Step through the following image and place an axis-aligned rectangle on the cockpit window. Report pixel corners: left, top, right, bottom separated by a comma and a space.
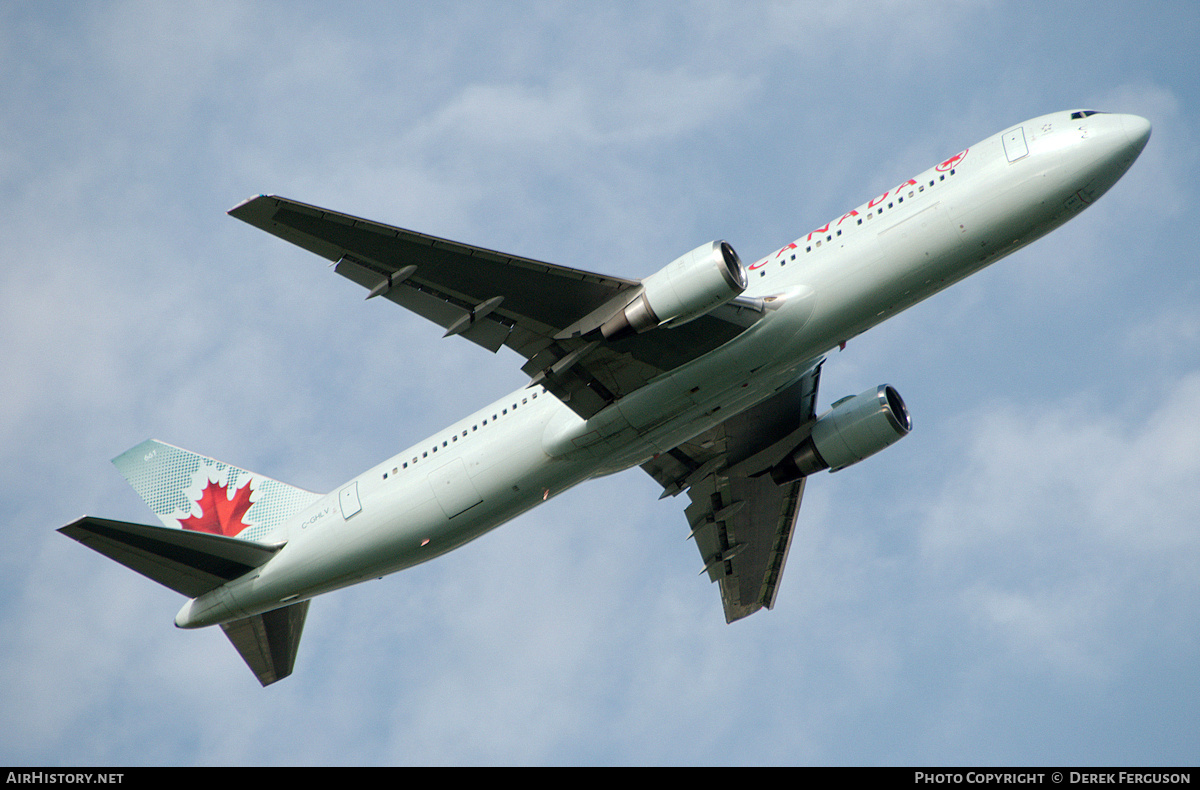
1070, 110, 1106, 119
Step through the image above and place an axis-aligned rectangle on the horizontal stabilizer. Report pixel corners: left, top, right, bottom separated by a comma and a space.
220, 601, 310, 686
59, 516, 282, 598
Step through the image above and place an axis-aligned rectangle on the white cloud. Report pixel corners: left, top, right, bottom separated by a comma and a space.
918, 373, 1200, 680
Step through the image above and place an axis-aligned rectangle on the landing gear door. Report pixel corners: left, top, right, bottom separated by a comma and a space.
1003, 127, 1029, 162
427, 459, 483, 519
339, 482, 362, 520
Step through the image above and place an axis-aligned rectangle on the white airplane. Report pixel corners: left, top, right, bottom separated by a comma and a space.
61, 110, 1150, 685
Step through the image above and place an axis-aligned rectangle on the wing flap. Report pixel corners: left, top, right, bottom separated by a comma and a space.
59, 516, 282, 598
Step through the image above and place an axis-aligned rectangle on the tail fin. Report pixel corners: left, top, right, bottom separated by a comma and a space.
59, 439, 323, 686
113, 439, 321, 544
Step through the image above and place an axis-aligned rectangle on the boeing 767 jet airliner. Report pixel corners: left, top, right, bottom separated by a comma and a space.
61, 110, 1150, 685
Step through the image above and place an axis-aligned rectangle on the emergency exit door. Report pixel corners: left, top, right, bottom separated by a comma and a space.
1003, 127, 1029, 162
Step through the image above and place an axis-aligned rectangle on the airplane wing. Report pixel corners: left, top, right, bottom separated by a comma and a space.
641, 363, 822, 622
229, 195, 765, 419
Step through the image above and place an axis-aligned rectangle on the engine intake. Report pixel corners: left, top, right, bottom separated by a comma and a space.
602, 240, 746, 340
771, 385, 912, 484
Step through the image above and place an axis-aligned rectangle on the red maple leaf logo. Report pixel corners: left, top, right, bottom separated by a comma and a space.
936, 148, 969, 172
180, 479, 253, 537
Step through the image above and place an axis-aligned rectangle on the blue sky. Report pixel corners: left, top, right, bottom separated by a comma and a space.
1, 1, 1197, 766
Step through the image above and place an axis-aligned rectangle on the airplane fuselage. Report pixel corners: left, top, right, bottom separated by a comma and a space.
174, 110, 1150, 629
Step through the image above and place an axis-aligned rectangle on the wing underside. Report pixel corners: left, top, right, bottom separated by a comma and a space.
642, 364, 822, 622
229, 195, 764, 418
688, 474, 805, 622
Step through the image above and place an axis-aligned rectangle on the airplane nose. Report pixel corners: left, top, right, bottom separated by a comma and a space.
1120, 114, 1152, 156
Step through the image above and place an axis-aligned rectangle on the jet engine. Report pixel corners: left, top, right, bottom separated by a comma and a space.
601, 240, 747, 340
770, 385, 912, 484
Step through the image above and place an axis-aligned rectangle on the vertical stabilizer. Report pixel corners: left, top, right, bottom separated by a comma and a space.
113, 439, 321, 544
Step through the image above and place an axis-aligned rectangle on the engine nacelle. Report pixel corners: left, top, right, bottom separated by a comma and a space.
770, 385, 912, 484
601, 241, 746, 340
